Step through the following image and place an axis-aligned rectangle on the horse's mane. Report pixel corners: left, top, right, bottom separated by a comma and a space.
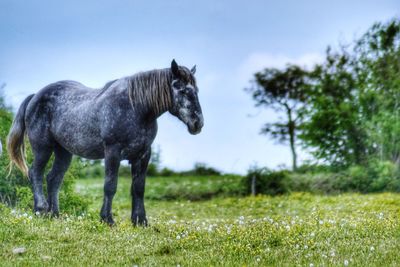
127, 68, 173, 115
97, 66, 195, 115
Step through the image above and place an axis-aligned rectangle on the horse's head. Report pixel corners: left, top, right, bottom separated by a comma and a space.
169, 59, 204, 135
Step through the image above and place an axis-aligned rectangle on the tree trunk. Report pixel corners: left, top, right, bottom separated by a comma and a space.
287, 108, 297, 171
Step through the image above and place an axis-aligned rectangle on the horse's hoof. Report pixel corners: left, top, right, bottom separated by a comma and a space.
131, 216, 148, 227
34, 202, 49, 214
50, 211, 60, 218
100, 216, 115, 226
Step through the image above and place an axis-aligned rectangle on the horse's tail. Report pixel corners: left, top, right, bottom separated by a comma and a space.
7, 94, 35, 177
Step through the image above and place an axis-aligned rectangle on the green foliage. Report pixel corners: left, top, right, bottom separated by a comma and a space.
286, 161, 400, 194
355, 19, 400, 164
80, 159, 104, 179
80, 175, 244, 202
15, 187, 32, 208
248, 18, 400, 169
300, 49, 367, 166
146, 163, 158, 176
148, 145, 162, 175
179, 162, 221, 176
158, 167, 176, 177
244, 168, 289, 196
149, 162, 222, 178
0, 108, 30, 204
57, 158, 90, 214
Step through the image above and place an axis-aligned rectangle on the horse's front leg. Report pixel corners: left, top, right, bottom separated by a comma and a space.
130, 149, 151, 226
100, 144, 121, 225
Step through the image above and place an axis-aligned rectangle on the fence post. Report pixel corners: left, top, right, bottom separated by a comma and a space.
251, 175, 256, 196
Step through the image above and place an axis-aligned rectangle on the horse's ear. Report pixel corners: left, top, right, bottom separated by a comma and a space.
191, 65, 196, 74
171, 59, 179, 77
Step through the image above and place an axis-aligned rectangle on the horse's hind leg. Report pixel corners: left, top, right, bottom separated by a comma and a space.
30, 144, 52, 213
46, 144, 72, 216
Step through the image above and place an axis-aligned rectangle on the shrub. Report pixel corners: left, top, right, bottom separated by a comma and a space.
159, 167, 176, 177
58, 158, 90, 214
178, 163, 221, 177
146, 163, 158, 176
80, 160, 104, 178
244, 168, 289, 196
0, 109, 30, 204
287, 161, 400, 194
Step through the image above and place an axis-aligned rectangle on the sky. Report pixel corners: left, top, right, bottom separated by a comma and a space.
0, 0, 399, 174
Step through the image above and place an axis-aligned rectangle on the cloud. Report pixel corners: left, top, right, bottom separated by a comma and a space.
238, 52, 324, 84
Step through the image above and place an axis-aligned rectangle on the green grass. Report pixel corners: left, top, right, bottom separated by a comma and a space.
0, 176, 399, 266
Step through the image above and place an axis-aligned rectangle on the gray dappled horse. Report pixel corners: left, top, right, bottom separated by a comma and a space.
7, 60, 203, 226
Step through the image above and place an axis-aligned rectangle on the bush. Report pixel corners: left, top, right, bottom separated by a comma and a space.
0, 109, 30, 204
145, 175, 245, 201
58, 158, 90, 214
178, 163, 221, 177
286, 161, 400, 194
80, 160, 104, 178
146, 163, 158, 176
244, 168, 289, 196
159, 167, 176, 177
15, 186, 32, 208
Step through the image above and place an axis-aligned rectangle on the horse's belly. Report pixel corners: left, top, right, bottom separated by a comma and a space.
53, 125, 105, 159
68, 143, 105, 159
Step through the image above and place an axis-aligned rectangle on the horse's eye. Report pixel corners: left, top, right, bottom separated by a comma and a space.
174, 81, 184, 89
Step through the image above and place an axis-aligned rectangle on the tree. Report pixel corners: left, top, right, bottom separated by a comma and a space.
355, 19, 400, 163
246, 65, 310, 170
300, 48, 367, 167
300, 19, 400, 167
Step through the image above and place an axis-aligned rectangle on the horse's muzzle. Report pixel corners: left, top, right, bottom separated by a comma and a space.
188, 119, 203, 135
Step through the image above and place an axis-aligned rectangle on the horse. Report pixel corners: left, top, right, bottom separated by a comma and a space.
7, 59, 204, 226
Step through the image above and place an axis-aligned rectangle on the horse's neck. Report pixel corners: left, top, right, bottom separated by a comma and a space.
128, 72, 173, 118
107, 78, 171, 120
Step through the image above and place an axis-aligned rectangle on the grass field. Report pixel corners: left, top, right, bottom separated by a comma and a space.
0, 176, 399, 266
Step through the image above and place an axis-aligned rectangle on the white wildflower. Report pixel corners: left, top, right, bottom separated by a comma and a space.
12, 247, 26, 254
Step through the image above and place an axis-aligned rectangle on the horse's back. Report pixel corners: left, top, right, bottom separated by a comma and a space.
25, 80, 104, 157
